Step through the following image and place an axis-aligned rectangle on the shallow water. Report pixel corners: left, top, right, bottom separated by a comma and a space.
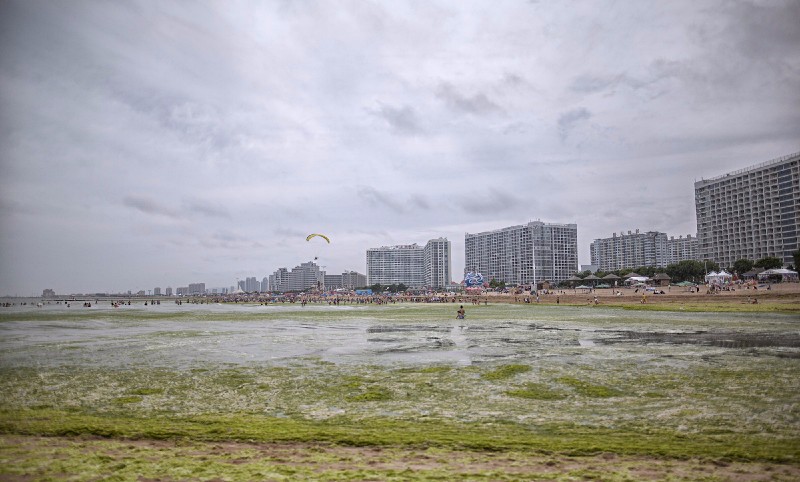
0, 302, 798, 369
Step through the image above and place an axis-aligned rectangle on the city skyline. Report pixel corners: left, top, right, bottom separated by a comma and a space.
2, 1, 799, 295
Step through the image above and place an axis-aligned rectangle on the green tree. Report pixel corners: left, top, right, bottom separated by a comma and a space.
665, 260, 713, 283
635, 266, 657, 277
489, 278, 506, 290
732, 258, 754, 276
754, 257, 782, 270
397, 283, 408, 292
793, 250, 800, 271
370, 283, 382, 293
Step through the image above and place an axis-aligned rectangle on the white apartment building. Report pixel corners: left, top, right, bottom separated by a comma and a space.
268, 268, 289, 292
366, 238, 451, 288
341, 271, 367, 289
288, 262, 322, 291
667, 235, 698, 266
424, 238, 452, 288
695, 152, 799, 267
188, 283, 206, 295
590, 230, 697, 271
366, 244, 425, 287
465, 221, 578, 285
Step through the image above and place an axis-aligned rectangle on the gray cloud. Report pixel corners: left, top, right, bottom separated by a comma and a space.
123, 195, 179, 218
557, 108, 592, 141
371, 103, 424, 135
357, 185, 406, 213
459, 188, 521, 215
436, 83, 503, 115
183, 200, 230, 219
1, 1, 798, 294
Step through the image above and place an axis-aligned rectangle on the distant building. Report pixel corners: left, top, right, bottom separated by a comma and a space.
288, 261, 322, 291
165, 287, 173, 296
695, 152, 799, 267
261, 277, 268, 292
153, 287, 161, 296
324, 274, 343, 289
188, 283, 205, 295
366, 238, 450, 288
176, 287, 188, 296
424, 238, 452, 288
245, 276, 259, 293
42, 289, 55, 298
341, 270, 367, 289
367, 244, 425, 287
667, 235, 698, 266
465, 221, 578, 285
590, 230, 698, 271
268, 268, 289, 292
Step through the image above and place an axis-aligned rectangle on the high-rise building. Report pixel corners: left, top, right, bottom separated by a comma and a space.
165, 287, 173, 296
424, 238, 452, 288
465, 221, 578, 285
590, 230, 669, 271
188, 283, 206, 295
324, 274, 343, 289
261, 277, 268, 292
245, 276, 259, 292
367, 244, 425, 287
288, 261, 322, 291
268, 268, 289, 292
366, 238, 450, 288
153, 287, 161, 296
695, 152, 799, 267
667, 235, 698, 266
341, 271, 367, 289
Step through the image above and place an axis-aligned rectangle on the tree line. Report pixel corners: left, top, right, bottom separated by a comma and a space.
575, 251, 798, 284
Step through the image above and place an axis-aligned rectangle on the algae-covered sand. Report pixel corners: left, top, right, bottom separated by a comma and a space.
0, 302, 798, 479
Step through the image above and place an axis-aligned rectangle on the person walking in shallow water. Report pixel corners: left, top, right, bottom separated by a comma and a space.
456, 305, 465, 319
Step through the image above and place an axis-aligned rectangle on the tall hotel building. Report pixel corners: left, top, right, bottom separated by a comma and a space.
695, 152, 799, 268
366, 238, 451, 288
465, 221, 578, 285
590, 230, 698, 271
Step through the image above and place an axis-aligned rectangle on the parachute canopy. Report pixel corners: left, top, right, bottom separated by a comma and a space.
306, 233, 330, 244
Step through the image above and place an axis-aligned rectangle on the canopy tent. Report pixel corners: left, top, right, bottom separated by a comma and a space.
742, 269, 764, 279
757, 268, 799, 282
705, 270, 733, 285
565, 275, 584, 287
583, 274, 601, 286
574, 285, 592, 289
624, 276, 650, 285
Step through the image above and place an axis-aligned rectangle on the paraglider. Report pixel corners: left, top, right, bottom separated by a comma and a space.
306, 233, 330, 243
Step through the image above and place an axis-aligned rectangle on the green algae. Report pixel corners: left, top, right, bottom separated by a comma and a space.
481, 364, 531, 381
505, 383, 566, 400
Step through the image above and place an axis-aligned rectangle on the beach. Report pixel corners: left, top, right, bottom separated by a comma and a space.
1, 292, 798, 480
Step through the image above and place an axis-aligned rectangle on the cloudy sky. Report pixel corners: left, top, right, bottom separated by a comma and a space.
1, 0, 799, 295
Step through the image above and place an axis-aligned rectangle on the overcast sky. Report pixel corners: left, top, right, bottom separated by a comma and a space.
1, 0, 799, 295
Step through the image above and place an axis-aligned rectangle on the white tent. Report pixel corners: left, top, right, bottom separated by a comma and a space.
757, 268, 799, 282
705, 270, 733, 285
624, 276, 650, 285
